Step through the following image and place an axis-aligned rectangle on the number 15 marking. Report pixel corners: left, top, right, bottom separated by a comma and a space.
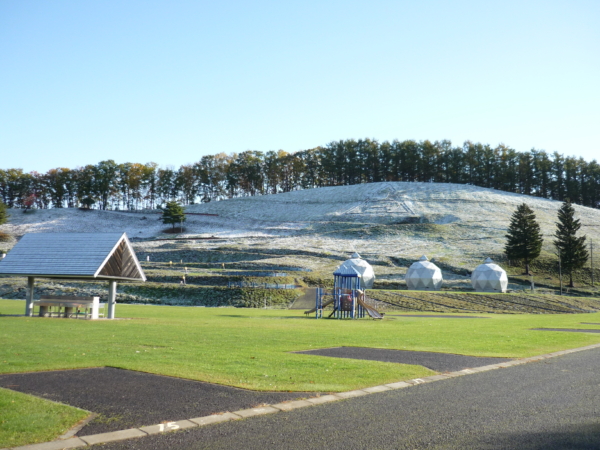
158, 422, 180, 432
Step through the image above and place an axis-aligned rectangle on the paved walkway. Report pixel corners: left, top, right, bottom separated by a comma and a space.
88, 345, 600, 450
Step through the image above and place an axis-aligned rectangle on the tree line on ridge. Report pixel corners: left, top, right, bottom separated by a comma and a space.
1, 139, 599, 210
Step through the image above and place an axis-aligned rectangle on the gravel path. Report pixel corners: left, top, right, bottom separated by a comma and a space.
292, 347, 512, 372
0, 367, 314, 436
90, 346, 600, 450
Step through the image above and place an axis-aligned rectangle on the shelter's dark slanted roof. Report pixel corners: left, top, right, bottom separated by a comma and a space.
0, 233, 146, 281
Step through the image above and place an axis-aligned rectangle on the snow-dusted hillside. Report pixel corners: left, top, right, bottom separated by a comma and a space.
187, 181, 600, 233
186, 182, 600, 258
1, 182, 599, 272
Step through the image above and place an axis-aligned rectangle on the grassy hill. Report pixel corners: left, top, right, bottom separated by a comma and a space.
1, 182, 599, 309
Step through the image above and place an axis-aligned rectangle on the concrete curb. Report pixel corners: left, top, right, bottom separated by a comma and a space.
305, 394, 342, 405
189, 412, 241, 426
271, 399, 313, 411
5, 341, 600, 450
234, 406, 280, 418
79, 429, 147, 446
58, 414, 98, 441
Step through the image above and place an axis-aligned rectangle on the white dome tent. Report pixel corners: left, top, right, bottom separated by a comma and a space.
471, 258, 508, 293
405, 255, 443, 290
342, 252, 375, 289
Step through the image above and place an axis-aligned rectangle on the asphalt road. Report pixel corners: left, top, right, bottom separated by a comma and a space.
92, 347, 600, 450
0, 350, 508, 434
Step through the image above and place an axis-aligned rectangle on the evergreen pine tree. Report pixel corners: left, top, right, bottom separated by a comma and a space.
505, 203, 543, 275
554, 199, 588, 287
161, 201, 186, 230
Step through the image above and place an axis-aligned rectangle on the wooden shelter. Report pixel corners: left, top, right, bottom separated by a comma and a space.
0, 232, 146, 318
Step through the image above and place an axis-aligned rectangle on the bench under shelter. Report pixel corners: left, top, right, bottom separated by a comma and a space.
0, 232, 146, 319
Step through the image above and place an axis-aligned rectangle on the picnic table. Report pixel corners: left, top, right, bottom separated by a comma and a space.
34, 295, 105, 319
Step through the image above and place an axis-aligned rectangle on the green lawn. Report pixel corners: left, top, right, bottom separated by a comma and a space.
3, 299, 600, 392
0, 387, 89, 448
2, 298, 600, 447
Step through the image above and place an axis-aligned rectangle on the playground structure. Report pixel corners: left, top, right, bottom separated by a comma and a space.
306, 255, 382, 319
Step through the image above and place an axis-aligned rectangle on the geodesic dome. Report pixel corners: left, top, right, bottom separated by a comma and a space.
341, 252, 375, 289
405, 255, 443, 290
471, 258, 508, 293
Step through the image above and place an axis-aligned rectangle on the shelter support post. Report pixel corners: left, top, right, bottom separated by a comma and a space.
108, 281, 117, 319
25, 277, 35, 317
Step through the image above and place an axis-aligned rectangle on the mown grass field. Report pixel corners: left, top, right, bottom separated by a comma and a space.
3, 300, 600, 391
2, 299, 600, 447
0, 387, 88, 448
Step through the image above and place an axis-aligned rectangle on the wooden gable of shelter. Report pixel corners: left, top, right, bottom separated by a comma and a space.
97, 237, 145, 280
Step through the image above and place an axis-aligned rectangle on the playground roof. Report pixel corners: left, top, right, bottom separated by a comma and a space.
333, 264, 361, 277
0, 232, 146, 282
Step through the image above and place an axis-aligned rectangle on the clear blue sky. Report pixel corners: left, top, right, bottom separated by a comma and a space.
1, 0, 598, 173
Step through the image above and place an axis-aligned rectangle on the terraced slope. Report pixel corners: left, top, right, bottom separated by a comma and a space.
367, 291, 600, 314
